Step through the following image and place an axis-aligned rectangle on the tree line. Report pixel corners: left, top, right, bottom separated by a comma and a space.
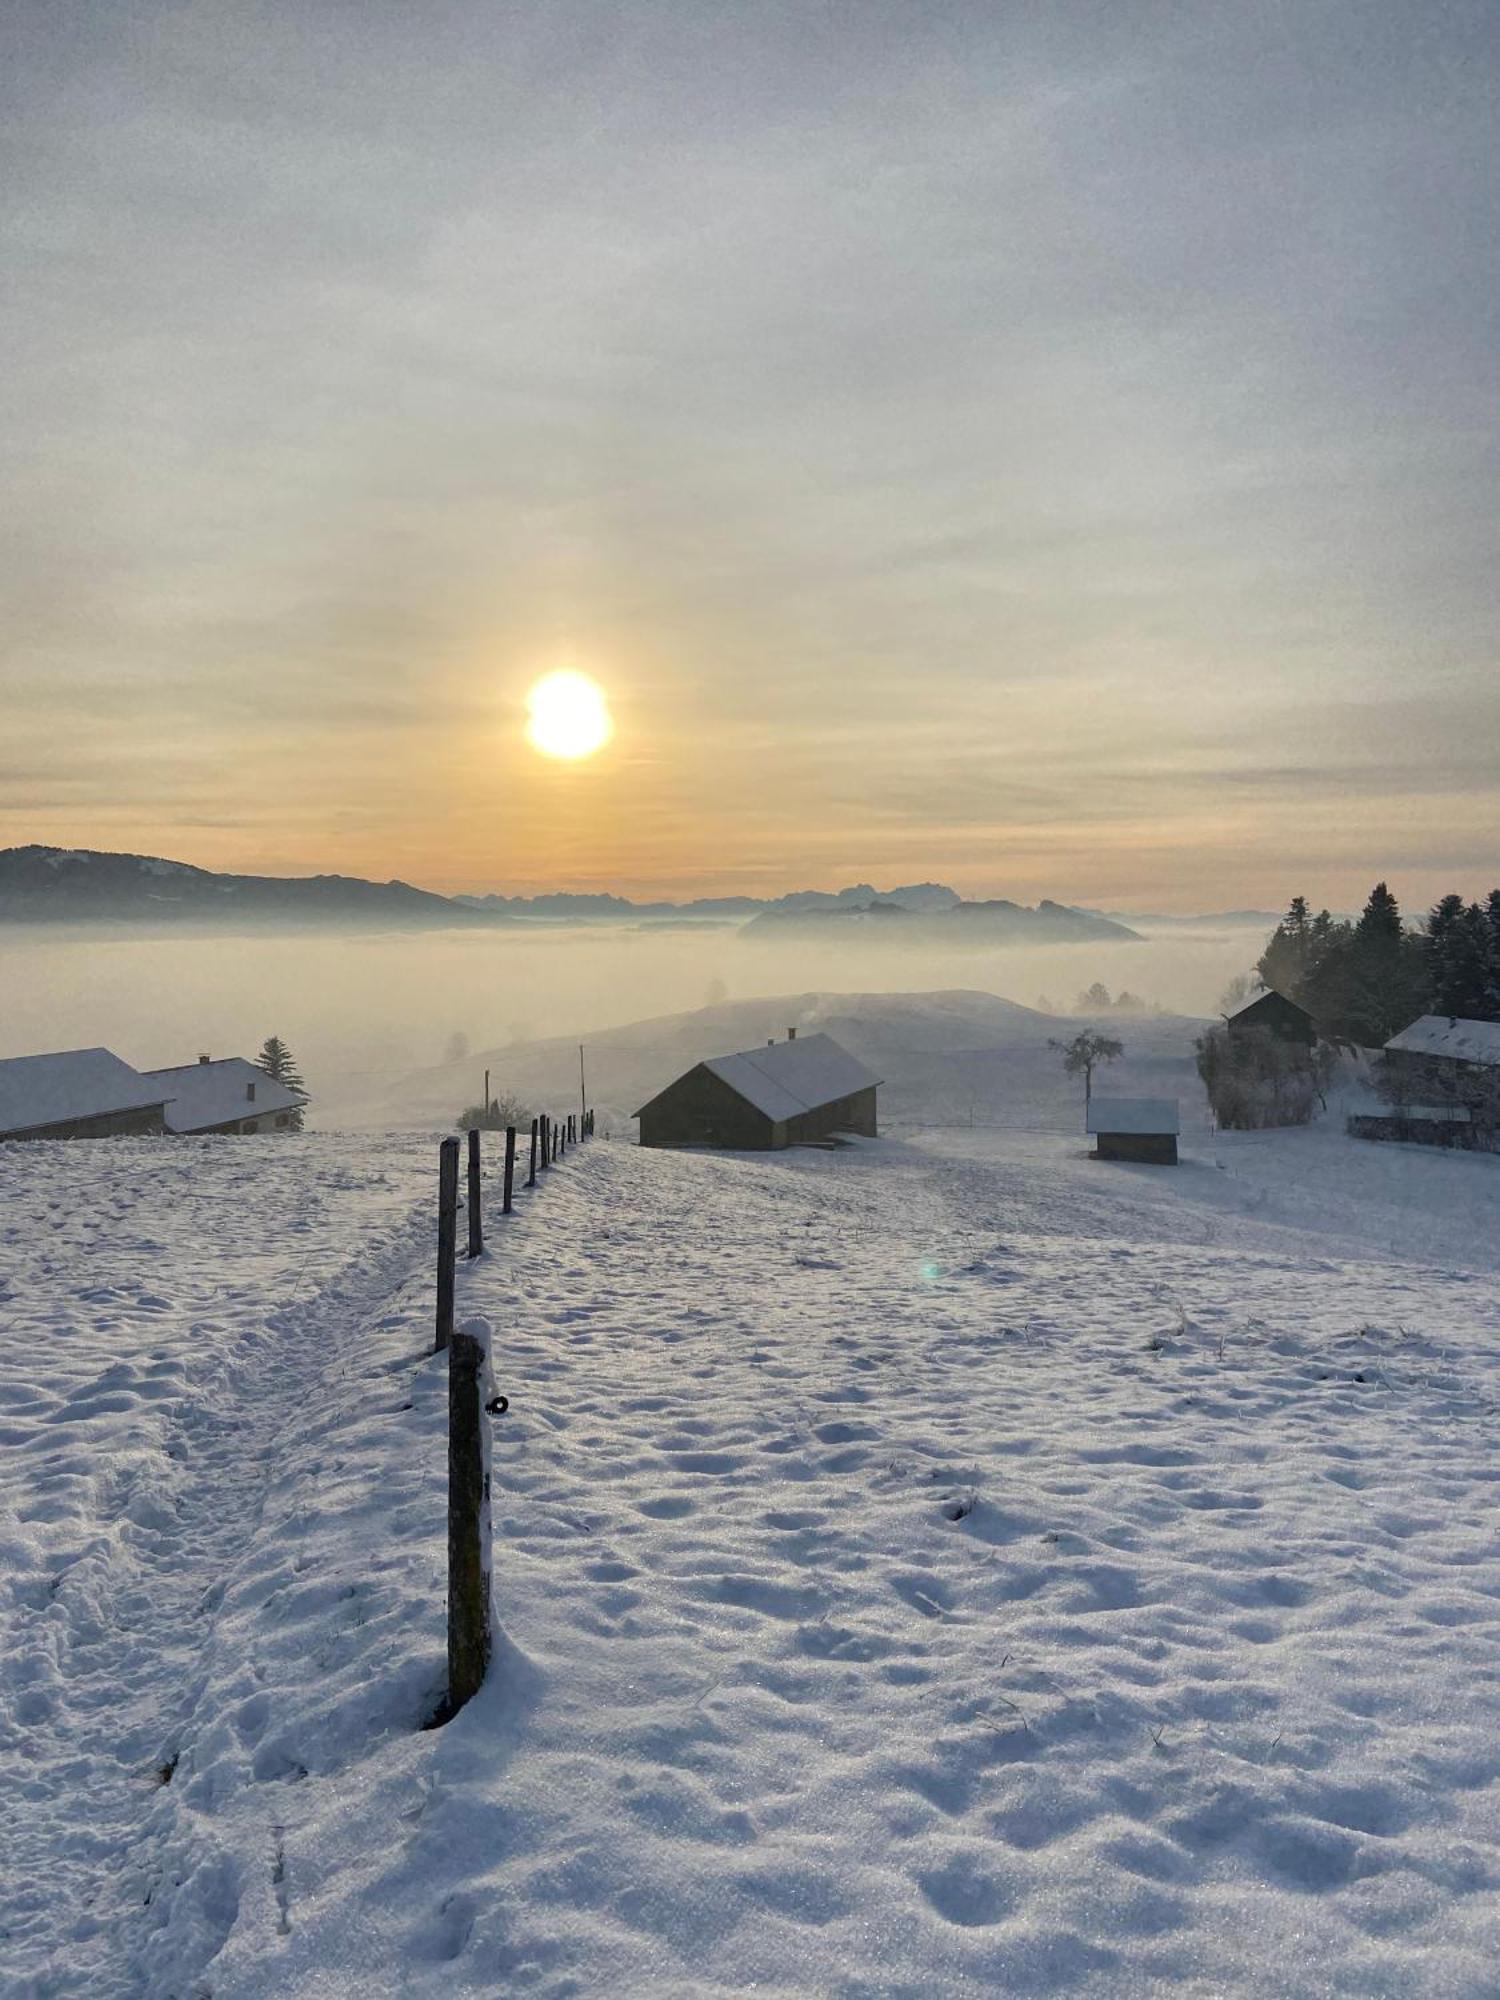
1255, 883, 1500, 1046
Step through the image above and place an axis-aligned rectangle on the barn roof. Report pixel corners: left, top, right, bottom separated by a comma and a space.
144, 1057, 304, 1132
1384, 1016, 1500, 1067
638, 1032, 880, 1123
1227, 990, 1314, 1025
1086, 1096, 1180, 1136
0, 1047, 168, 1137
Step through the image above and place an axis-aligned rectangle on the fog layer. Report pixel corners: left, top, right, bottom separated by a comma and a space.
0, 922, 1263, 1127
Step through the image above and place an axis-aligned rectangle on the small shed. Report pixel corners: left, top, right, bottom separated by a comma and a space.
636, 1030, 880, 1149
1087, 1096, 1180, 1165
145, 1056, 305, 1135
0, 1048, 170, 1141
1226, 991, 1317, 1045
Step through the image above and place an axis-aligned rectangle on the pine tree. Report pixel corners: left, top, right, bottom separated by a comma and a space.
1343, 884, 1429, 1046
255, 1036, 307, 1128
1256, 895, 1314, 1000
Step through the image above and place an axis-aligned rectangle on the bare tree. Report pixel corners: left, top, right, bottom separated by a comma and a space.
1049, 1031, 1124, 1106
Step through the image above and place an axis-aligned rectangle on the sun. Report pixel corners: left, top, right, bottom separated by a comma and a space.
524, 670, 613, 761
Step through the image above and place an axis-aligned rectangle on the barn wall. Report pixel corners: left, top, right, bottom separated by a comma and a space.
1229, 993, 1316, 1044
1095, 1131, 1177, 1165
638, 1066, 777, 1149
785, 1086, 879, 1144
4, 1104, 168, 1143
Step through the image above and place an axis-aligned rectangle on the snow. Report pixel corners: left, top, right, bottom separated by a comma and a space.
0, 1047, 169, 1137
658, 1030, 880, 1124
145, 1057, 304, 1133
1086, 1097, 1181, 1136
5, 1070, 1500, 1994
1385, 1016, 1500, 1067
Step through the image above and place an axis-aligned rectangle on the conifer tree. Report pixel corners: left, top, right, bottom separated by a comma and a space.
255, 1036, 307, 1127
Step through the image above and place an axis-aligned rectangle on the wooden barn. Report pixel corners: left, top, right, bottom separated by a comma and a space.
1087, 1096, 1180, 1165
636, 1030, 880, 1150
1226, 990, 1317, 1045
0, 1048, 170, 1141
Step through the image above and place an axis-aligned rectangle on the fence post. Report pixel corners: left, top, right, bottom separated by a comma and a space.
466, 1126, 483, 1259
540, 1113, 550, 1170
528, 1117, 538, 1186
503, 1125, 516, 1213
435, 1136, 459, 1352
447, 1317, 492, 1712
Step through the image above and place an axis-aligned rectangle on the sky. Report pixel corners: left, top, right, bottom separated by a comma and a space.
3, 0, 1498, 910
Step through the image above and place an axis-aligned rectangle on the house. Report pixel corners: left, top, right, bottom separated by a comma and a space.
1087, 1096, 1179, 1165
636, 1029, 880, 1149
1348, 1015, 1500, 1152
0, 1047, 170, 1141
1225, 991, 1318, 1045
144, 1055, 305, 1135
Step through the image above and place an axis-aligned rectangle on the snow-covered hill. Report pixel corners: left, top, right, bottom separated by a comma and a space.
4, 1114, 1500, 1994
320, 988, 1208, 1137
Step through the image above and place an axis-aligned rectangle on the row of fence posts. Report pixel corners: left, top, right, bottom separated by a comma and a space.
434, 1105, 596, 1717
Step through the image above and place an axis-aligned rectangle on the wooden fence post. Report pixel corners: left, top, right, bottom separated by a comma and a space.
435, 1136, 459, 1352
466, 1126, 483, 1259
447, 1316, 492, 1712
540, 1113, 550, 1170
503, 1125, 516, 1213
528, 1117, 538, 1186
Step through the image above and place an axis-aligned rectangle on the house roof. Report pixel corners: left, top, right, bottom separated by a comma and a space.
1227, 990, 1313, 1024
1086, 1096, 1180, 1136
1384, 1016, 1500, 1067
143, 1057, 304, 1133
0, 1047, 168, 1137
638, 1032, 881, 1123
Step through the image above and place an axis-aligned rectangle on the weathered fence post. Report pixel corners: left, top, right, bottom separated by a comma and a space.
503, 1125, 516, 1213
447, 1316, 493, 1712
528, 1117, 538, 1186
466, 1126, 483, 1259
540, 1113, 549, 1170
435, 1136, 459, 1352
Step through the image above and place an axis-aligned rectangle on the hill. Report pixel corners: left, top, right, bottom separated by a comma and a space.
0, 846, 509, 929
319, 988, 1203, 1134
741, 897, 1140, 947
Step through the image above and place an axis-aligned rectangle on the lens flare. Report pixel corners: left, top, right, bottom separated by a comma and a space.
524, 671, 613, 760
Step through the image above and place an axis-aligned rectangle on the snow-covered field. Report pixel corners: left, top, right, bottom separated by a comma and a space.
5, 1111, 1500, 1996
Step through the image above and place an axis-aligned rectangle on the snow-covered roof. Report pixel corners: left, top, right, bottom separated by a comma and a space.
0, 1047, 168, 1137
1086, 1096, 1180, 1136
640, 1032, 880, 1123
144, 1058, 303, 1133
1384, 1016, 1500, 1067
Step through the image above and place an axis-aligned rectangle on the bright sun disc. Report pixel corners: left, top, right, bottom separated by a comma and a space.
524, 670, 613, 760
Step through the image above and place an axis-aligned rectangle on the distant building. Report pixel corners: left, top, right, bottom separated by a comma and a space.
1087, 1096, 1180, 1165
636, 1030, 879, 1149
1383, 1014, 1500, 1078
144, 1056, 305, 1135
1225, 991, 1317, 1045
0, 1048, 170, 1141
1349, 1015, 1500, 1153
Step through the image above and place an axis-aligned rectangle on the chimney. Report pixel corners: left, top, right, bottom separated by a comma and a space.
197, 1053, 211, 1065
788, 1026, 797, 1041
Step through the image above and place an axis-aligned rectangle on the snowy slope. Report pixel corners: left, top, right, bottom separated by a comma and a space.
5, 1120, 1500, 1996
